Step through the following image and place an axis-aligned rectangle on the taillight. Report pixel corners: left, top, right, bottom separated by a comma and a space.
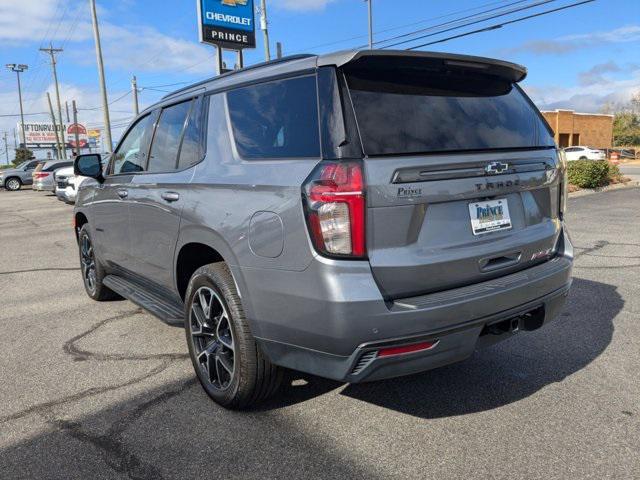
303, 160, 366, 258
558, 149, 568, 217
34, 172, 50, 179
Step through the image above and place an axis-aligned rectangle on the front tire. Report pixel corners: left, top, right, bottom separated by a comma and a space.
5, 177, 21, 191
185, 263, 283, 409
78, 224, 119, 301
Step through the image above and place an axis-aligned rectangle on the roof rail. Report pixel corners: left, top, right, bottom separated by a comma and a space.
162, 54, 316, 100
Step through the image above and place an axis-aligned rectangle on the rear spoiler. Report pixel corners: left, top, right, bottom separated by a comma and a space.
317, 49, 527, 83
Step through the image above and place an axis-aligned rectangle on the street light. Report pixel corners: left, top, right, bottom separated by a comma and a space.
5, 63, 28, 149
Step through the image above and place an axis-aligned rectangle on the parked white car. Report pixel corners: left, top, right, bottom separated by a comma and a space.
563, 146, 606, 161
54, 166, 88, 204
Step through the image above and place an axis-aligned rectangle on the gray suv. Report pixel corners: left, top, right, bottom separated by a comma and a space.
73, 50, 573, 409
0, 159, 40, 190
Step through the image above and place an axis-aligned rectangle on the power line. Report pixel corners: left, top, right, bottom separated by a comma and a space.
370, 0, 531, 48
381, 0, 557, 49
406, 0, 595, 50
295, 0, 520, 53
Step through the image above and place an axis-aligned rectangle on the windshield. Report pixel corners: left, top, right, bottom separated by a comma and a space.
344, 66, 554, 156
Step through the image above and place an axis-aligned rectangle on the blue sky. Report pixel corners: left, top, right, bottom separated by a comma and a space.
0, 0, 639, 145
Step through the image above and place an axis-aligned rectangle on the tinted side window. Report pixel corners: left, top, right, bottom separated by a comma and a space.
148, 101, 192, 173
227, 76, 320, 159
112, 114, 155, 175
178, 97, 205, 169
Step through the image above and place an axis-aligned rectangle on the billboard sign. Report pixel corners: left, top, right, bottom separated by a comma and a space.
19, 122, 66, 146
87, 129, 101, 149
198, 0, 255, 49
67, 123, 89, 149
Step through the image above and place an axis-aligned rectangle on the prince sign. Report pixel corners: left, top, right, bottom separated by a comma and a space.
198, 0, 256, 49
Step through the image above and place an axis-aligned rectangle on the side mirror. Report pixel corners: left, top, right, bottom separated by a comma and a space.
74, 154, 104, 182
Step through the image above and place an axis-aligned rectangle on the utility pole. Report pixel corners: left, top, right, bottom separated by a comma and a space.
40, 44, 67, 159
365, 0, 373, 49
259, 0, 271, 61
72, 100, 81, 157
46, 92, 62, 159
65, 100, 70, 123
3, 132, 8, 164
89, 0, 113, 153
5, 64, 28, 147
131, 76, 139, 116
276, 42, 283, 59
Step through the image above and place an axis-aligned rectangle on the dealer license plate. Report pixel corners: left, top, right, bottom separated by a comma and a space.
468, 199, 512, 235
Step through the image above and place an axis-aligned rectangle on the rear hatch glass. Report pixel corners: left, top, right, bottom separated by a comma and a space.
344, 57, 554, 156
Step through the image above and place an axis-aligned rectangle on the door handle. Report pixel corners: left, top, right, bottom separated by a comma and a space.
161, 191, 180, 202
116, 189, 128, 199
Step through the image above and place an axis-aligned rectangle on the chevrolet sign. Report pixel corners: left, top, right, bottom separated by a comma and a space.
198, 0, 256, 49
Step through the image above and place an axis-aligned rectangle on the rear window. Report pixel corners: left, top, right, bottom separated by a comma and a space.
345, 66, 554, 156
226, 76, 320, 159
44, 161, 73, 172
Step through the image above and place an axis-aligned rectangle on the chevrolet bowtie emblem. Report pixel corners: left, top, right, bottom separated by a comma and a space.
485, 161, 509, 175
221, 0, 248, 5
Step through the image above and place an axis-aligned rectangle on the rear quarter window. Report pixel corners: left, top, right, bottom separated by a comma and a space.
226, 75, 320, 159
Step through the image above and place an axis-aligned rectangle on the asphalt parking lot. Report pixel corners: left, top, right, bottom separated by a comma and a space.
1, 187, 639, 480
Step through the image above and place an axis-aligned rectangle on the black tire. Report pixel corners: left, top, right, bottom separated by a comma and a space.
5, 177, 22, 191
185, 262, 283, 409
78, 224, 120, 301
579, 156, 588, 160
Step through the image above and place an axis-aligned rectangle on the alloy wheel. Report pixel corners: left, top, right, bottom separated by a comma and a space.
6, 179, 20, 191
190, 286, 235, 391
80, 233, 97, 293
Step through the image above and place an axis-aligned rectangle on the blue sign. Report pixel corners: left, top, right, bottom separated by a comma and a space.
198, 0, 256, 49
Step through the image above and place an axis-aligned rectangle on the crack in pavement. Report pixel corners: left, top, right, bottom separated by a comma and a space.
47, 417, 167, 480
63, 309, 189, 363
0, 267, 80, 276
45, 378, 197, 480
0, 361, 172, 424
2, 307, 196, 479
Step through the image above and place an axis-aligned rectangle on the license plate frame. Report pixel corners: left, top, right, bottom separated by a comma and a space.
468, 198, 512, 235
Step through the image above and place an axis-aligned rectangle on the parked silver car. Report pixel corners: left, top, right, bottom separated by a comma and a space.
0, 159, 41, 191
33, 160, 74, 192
73, 50, 573, 409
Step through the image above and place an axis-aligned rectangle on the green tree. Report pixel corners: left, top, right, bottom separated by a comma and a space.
611, 92, 640, 147
13, 147, 34, 165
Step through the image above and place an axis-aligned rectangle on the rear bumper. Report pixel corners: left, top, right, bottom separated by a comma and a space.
33, 181, 54, 191
248, 226, 573, 382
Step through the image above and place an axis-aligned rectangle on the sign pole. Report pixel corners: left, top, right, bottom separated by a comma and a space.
46, 92, 62, 159
216, 46, 224, 76
198, 0, 255, 74
72, 100, 81, 157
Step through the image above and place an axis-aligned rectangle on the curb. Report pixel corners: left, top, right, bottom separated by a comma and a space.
568, 181, 640, 198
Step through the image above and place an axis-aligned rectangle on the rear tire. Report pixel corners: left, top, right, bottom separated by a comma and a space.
78, 224, 120, 301
579, 156, 588, 160
5, 177, 21, 191
185, 262, 283, 409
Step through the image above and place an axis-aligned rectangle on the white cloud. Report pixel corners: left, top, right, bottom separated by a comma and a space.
271, 0, 338, 12
0, 0, 92, 44
524, 66, 640, 113
506, 25, 640, 55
